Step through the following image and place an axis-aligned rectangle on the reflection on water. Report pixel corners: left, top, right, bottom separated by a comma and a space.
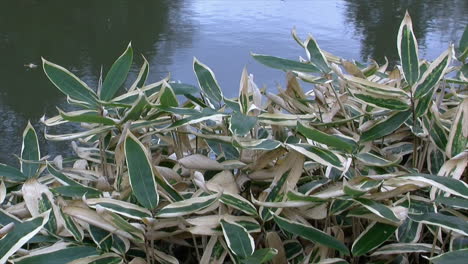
343, 0, 468, 63
0, 0, 466, 165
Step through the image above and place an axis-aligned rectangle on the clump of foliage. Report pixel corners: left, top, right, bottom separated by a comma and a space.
0, 12, 467, 264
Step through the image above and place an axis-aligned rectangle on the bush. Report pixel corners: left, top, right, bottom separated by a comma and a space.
0, 12, 467, 264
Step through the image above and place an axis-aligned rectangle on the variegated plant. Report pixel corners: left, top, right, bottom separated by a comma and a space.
0, 13, 467, 264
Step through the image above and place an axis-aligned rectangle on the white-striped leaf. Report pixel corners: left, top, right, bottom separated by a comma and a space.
351, 91, 410, 111
353, 198, 400, 223
305, 35, 330, 73
355, 153, 399, 167
42, 58, 99, 108
0, 210, 50, 264
397, 12, 419, 85
230, 113, 257, 136
426, 249, 468, 264
351, 222, 397, 256
13, 246, 99, 264
371, 243, 441, 256
446, 98, 468, 158
410, 212, 468, 236
100, 43, 133, 101
414, 47, 451, 99
85, 198, 152, 220
59, 109, 117, 125
221, 193, 257, 216
273, 214, 349, 255
0, 163, 27, 182
398, 173, 468, 199
125, 132, 158, 210
158, 82, 178, 108
297, 122, 356, 153
233, 138, 282, 150
360, 111, 411, 142
193, 57, 223, 105
157, 193, 219, 218
68, 253, 122, 264
251, 53, 320, 73
21, 122, 40, 178
287, 143, 346, 170
221, 219, 255, 258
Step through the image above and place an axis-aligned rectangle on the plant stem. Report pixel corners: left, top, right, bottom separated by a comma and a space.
410, 89, 418, 168
431, 227, 441, 258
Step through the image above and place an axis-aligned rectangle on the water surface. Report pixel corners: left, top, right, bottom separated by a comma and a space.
1, 0, 467, 165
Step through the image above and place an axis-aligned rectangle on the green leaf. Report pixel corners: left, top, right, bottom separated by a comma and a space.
86, 198, 152, 220
397, 217, 421, 243
410, 212, 468, 236
169, 82, 199, 95
287, 143, 346, 169
233, 138, 282, 150
241, 248, 278, 264
343, 75, 408, 97
21, 122, 40, 178
354, 198, 400, 223
96, 207, 144, 243
124, 132, 158, 210
159, 82, 178, 107
42, 58, 99, 108
129, 55, 149, 91
0, 211, 50, 264
297, 122, 356, 153
273, 214, 350, 255
157, 193, 219, 217
360, 110, 411, 142
260, 171, 290, 221
355, 153, 398, 167
14, 246, 99, 264
284, 240, 303, 260
423, 114, 448, 151
0, 209, 21, 225
59, 109, 116, 125
221, 219, 255, 258
251, 53, 320, 73
351, 222, 397, 256
371, 243, 441, 256
47, 163, 79, 186
446, 99, 468, 158
89, 225, 113, 252
100, 43, 133, 101
221, 193, 258, 216
414, 47, 451, 99
62, 211, 84, 242
398, 173, 468, 199
397, 12, 419, 85
239, 67, 251, 114
154, 170, 184, 202
120, 92, 150, 123
427, 249, 468, 264
193, 57, 223, 105
305, 35, 330, 73
52, 185, 102, 198
167, 108, 226, 130
435, 196, 468, 210
230, 113, 257, 136
0, 163, 27, 182
352, 92, 410, 111
415, 87, 436, 117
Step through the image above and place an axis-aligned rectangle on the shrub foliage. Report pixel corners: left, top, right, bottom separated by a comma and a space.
1, 13, 467, 264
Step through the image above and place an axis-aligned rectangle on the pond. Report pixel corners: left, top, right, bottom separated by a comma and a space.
0, 0, 467, 165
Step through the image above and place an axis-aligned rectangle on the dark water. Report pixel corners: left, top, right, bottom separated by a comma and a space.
1, 0, 467, 165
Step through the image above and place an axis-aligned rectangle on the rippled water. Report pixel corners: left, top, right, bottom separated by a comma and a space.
0, 0, 467, 164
